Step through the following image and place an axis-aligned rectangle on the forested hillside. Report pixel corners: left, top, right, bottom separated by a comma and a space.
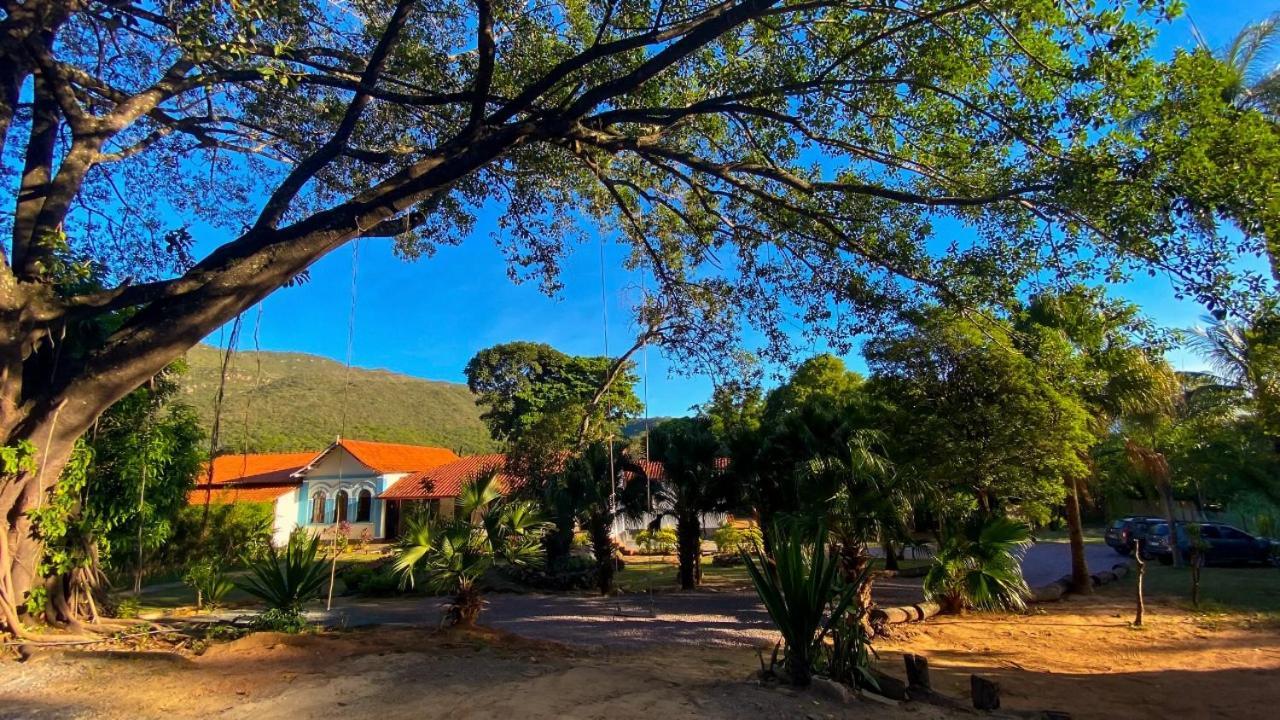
179, 345, 499, 455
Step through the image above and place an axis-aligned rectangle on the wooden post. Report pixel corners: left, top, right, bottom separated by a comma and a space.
1133, 540, 1145, 627
904, 654, 931, 690
970, 674, 1000, 711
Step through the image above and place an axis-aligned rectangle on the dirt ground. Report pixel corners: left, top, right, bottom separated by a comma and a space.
1, 626, 944, 720
4, 595, 1279, 719
876, 594, 1280, 720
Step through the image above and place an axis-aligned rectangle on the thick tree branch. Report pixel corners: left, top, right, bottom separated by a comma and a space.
252, 0, 418, 232
467, 0, 496, 131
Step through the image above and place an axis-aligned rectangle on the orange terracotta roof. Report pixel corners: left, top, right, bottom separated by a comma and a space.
621, 457, 730, 484
300, 439, 459, 475
381, 454, 514, 499
203, 452, 316, 485
187, 483, 298, 505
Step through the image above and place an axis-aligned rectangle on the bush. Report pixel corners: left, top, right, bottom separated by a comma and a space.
184, 560, 235, 610
339, 561, 403, 597
503, 555, 598, 591
113, 596, 142, 619
252, 607, 310, 634
166, 502, 273, 569
635, 528, 677, 554
713, 524, 763, 554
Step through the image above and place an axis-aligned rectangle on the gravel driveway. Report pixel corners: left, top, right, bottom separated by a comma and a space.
311, 542, 1114, 650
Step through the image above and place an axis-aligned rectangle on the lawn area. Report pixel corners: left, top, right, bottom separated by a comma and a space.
1122, 561, 1280, 619
613, 554, 931, 593
1034, 525, 1107, 543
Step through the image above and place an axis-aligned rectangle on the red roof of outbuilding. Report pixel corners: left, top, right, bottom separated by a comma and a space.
380, 453, 514, 499
187, 483, 298, 505
202, 452, 315, 486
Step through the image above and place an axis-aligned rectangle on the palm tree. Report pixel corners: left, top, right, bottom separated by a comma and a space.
552, 442, 624, 594
1214, 14, 1280, 120
394, 472, 546, 625
923, 516, 1032, 613
643, 417, 732, 590
1187, 313, 1280, 435
1019, 290, 1177, 594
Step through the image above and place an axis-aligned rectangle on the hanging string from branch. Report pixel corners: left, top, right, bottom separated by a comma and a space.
327, 239, 361, 612
200, 314, 243, 531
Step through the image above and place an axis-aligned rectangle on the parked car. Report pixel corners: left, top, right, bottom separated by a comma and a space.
1104, 516, 1166, 555
1144, 522, 1275, 566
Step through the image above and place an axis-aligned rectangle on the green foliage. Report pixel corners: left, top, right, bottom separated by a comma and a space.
85, 363, 205, 575
339, 562, 403, 597
251, 607, 311, 634
394, 472, 548, 624
464, 341, 641, 447
741, 520, 868, 687
166, 502, 273, 570
713, 524, 763, 555
182, 344, 497, 454
184, 560, 236, 610
113, 596, 142, 620
924, 517, 1033, 613
866, 309, 1092, 520
237, 533, 328, 613
635, 528, 677, 555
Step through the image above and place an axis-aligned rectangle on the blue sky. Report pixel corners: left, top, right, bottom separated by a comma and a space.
204, 0, 1279, 418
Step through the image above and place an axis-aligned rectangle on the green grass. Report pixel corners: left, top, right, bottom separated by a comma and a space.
1033, 525, 1107, 543
181, 344, 499, 454
615, 556, 751, 593
1109, 562, 1280, 619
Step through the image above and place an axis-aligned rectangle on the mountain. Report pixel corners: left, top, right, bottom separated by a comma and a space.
178, 345, 499, 455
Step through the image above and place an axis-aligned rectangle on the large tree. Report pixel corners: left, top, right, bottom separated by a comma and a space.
1, 1, 1275, 634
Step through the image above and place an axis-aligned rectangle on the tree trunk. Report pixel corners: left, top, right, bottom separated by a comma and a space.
544, 515, 574, 572
1, 427, 80, 636
1064, 474, 1093, 595
882, 539, 900, 571
588, 513, 614, 595
1133, 541, 1146, 627
677, 513, 702, 590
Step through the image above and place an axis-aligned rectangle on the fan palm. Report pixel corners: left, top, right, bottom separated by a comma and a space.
550, 442, 623, 594
394, 471, 547, 625
924, 516, 1032, 613
642, 417, 732, 590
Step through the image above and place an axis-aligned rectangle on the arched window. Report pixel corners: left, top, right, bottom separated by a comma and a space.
335, 490, 349, 523
356, 489, 372, 523
310, 491, 327, 524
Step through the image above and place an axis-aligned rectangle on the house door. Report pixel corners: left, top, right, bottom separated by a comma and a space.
384, 500, 401, 541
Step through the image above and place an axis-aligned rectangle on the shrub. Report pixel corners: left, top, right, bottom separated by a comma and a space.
237, 533, 328, 613
635, 528, 677, 554
184, 560, 235, 610
504, 555, 598, 591
713, 524, 763, 554
340, 561, 403, 597
166, 502, 273, 569
742, 520, 869, 687
252, 607, 310, 634
924, 516, 1032, 613
113, 596, 142, 619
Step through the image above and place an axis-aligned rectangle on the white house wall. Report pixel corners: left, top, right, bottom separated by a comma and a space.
272, 489, 301, 547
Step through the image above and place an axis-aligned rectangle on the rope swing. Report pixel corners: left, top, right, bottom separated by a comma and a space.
326, 238, 361, 611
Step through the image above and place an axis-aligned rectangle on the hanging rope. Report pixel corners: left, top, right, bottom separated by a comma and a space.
327, 239, 361, 611
200, 314, 243, 531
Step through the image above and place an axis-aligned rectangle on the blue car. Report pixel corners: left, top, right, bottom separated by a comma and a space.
1144, 522, 1276, 566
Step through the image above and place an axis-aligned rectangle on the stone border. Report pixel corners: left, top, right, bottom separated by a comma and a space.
1029, 562, 1131, 603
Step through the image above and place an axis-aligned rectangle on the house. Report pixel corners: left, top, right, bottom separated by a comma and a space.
189, 441, 733, 547
187, 439, 459, 546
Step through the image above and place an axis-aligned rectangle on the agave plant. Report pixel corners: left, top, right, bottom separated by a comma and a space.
741, 519, 868, 687
237, 533, 328, 617
924, 516, 1032, 613
395, 471, 547, 625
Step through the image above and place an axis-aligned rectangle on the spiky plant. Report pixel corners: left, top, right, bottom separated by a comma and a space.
741, 520, 865, 687
924, 516, 1032, 613
237, 533, 328, 620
